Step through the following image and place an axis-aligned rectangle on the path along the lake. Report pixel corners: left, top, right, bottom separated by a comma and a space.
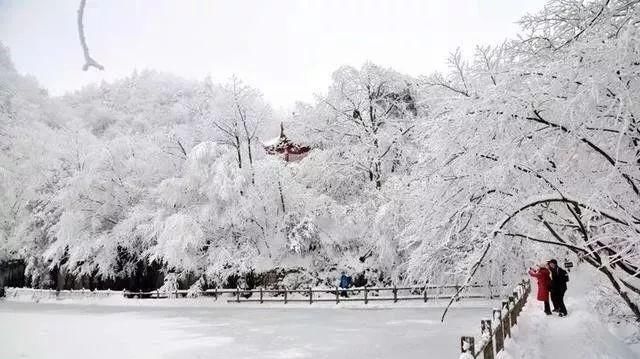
498, 268, 639, 359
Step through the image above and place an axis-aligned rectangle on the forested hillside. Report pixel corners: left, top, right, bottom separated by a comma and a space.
1, 0, 639, 320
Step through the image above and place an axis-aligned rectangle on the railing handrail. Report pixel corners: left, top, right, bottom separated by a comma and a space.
123, 282, 509, 296
3, 281, 513, 304
459, 279, 531, 359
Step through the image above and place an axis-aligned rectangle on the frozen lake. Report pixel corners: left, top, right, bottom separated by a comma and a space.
0, 301, 495, 359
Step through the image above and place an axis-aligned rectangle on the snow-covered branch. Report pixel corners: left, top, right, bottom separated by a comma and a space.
77, 0, 104, 71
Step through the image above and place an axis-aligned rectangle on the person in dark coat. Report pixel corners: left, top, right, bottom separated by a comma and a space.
547, 259, 569, 317
339, 271, 352, 298
528, 264, 552, 315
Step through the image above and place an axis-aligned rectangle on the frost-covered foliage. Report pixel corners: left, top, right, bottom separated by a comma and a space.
186, 276, 206, 297
0, 46, 355, 288
1, 0, 639, 319
403, 0, 640, 318
291, 62, 419, 194
158, 272, 178, 295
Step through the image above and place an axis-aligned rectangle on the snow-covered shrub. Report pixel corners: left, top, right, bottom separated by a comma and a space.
280, 268, 315, 290
285, 215, 320, 255
186, 276, 206, 297
158, 273, 178, 296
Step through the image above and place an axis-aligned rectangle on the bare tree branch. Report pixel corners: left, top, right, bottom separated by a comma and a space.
526, 109, 640, 196
77, 0, 104, 71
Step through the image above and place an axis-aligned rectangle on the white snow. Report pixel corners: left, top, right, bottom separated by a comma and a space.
2, 268, 638, 358
0, 301, 496, 359
262, 136, 282, 147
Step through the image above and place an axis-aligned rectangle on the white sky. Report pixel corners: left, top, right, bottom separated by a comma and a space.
0, 0, 545, 109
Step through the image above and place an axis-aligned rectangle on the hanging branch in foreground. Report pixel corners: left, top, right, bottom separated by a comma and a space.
77, 0, 104, 71
440, 241, 492, 322
542, 219, 640, 321
439, 195, 640, 322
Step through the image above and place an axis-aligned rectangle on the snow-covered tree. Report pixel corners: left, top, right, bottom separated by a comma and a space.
1, 1, 639, 324
295, 63, 419, 192
404, 0, 640, 320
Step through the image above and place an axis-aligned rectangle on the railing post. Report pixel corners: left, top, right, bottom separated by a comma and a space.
260, 287, 263, 304
335, 286, 339, 304
364, 286, 368, 305
423, 285, 428, 302
393, 285, 398, 303
481, 319, 494, 359
213, 287, 218, 300
309, 287, 313, 305
493, 309, 504, 353
284, 287, 288, 304
510, 294, 518, 325
460, 336, 475, 356
236, 287, 240, 303
502, 301, 511, 338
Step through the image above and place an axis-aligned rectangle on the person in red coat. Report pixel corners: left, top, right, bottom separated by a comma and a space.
528, 265, 552, 315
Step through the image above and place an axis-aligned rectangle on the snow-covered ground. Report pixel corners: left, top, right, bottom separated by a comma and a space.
500, 268, 640, 359
2, 268, 638, 359
0, 300, 495, 359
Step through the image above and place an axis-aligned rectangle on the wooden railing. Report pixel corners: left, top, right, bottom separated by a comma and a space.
4, 282, 511, 304
121, 283, 510, 303
458, 279, 531, 359
3, 287, 123, 299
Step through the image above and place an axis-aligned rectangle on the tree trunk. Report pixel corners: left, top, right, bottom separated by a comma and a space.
540, 224, 640, 321
599, 266, 640, 321
278, 180, 286, 214
235, 136, 242, 169
246, 138, 255, 184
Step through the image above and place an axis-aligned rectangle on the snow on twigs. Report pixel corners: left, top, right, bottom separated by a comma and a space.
0, 0, 639, 340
